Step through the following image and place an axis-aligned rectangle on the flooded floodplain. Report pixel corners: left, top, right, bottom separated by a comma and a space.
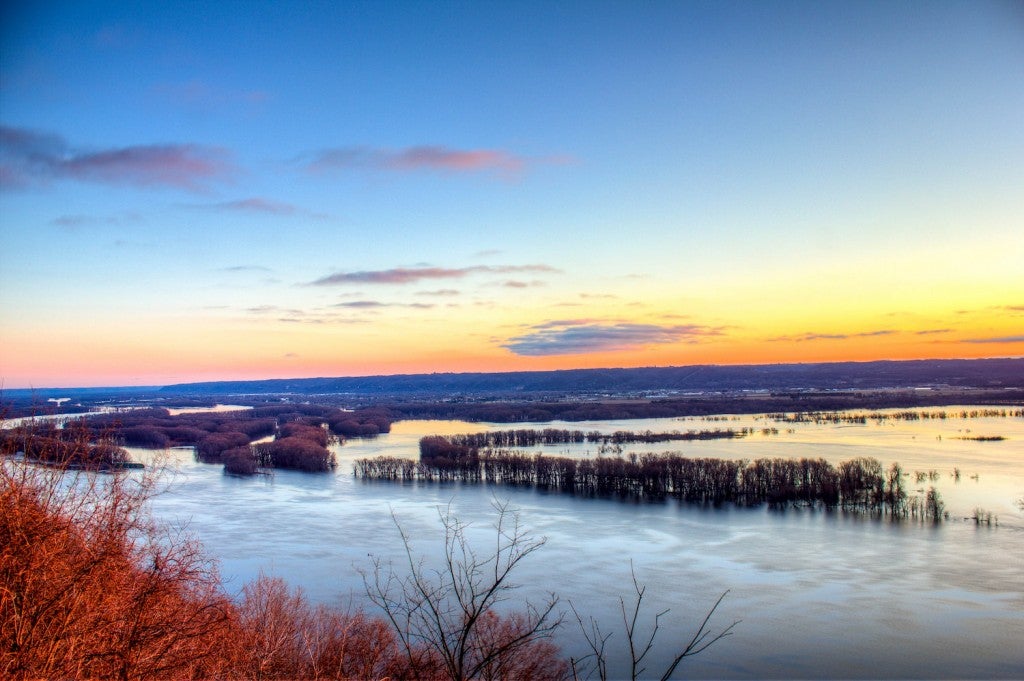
140, 407, 1024, 679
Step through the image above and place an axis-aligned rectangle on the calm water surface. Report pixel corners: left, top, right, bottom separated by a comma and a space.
138, 407, 1023, 679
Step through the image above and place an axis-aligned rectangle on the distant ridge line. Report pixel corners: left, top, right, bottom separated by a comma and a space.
158, 358, 1024, 396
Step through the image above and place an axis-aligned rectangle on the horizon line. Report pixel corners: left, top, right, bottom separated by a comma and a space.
2, 356, 1021, 393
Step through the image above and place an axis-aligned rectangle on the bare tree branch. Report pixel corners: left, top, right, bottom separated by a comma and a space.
363, 499, 565, 681
569, 565, 738, 681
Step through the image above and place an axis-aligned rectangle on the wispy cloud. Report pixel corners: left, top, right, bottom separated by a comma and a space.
309, 264, 558, 286
502, 321, 724, 356
50, 212, 143, 228
332, 300, 434, 310
221, 265, 273, 273
246, 305, 306, 316
962, 335, 1024, 344
532, 318, 612, 329
500, 280, 546, 289
152, 79, 270, 107
1, 125, 233, 191
333, 300, 387, 309
307, 145, 525, 176
243, 305, 373, 325
417, 289, 461, 297
770, 329, 898, 342
199, 197, 298, 215
914, 328, 953, 336
184, 196, 328, 218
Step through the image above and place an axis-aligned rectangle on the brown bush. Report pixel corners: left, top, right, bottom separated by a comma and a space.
196, 431, 252, 463
233, 574, 415, 680
1, 454, 232, 679
279, 422, 330, 447
222, 446, 259, 476
256, 437, 336, 472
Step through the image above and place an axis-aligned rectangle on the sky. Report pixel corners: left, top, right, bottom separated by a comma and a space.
1, 0, 1022, 389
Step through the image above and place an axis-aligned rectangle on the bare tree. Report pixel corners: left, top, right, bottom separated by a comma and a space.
569, 563, 738, 681
363, 499, 565, 681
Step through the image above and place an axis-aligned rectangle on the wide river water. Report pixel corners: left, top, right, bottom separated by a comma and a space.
132, 406, 1022, 679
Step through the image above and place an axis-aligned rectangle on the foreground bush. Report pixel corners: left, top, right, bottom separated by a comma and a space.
1, 456, 232, 679
232, 575, 414, 680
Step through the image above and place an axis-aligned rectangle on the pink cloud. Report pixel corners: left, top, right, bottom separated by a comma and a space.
389, 146, 523, 172
222, 198, 295, 214
0, 125, 233, 191
500, 280, 546, 288
314, 267, 470, 285
309, 264, 558, 286
198, 197, 299, 215
308, 145, 525, 176
60, 145, 232, 189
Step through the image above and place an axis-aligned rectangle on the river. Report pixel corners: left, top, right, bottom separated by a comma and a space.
135, 406, 1023, 679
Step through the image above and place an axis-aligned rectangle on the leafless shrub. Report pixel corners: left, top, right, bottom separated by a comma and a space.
364, 500, 566, 681
569, 563, 738, 681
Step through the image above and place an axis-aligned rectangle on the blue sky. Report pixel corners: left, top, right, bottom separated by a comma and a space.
1, 1, 1022, 387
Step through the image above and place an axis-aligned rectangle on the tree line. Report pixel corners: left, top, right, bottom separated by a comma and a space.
765, 408, 1023, 425
371, 390, 1024, 424
431, 427, 750, 450
0, 419, 135, 471
356, 443, 946, 521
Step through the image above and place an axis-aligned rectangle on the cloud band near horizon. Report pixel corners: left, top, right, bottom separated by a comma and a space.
502, 321, 724, 356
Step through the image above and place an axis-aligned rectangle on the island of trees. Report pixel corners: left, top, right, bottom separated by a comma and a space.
1, 404, 395, 476
353, 431, 948, 522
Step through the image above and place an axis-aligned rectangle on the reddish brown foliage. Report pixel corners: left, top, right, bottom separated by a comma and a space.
222, 445, 259, 476
232, 575, 417, 680
279, 422, 330, 447
1, 456, 232, 679
196, 431, 251, 463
